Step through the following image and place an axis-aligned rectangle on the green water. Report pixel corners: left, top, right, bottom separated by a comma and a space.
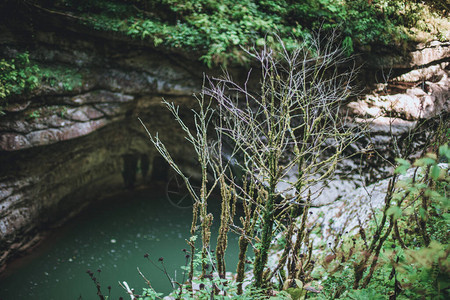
0, 186, 241, 299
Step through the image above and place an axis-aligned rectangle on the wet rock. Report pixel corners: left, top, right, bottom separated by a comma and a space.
410, 41, 450, 67
2, 101, 31, 113
0, 133, 31, 150
93, 103, 124, 117
67, 106, 104, 122
348, 80, 448, 122
346, 54, 449, 175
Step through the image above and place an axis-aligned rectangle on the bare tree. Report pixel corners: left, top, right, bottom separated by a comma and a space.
204, 32, 363, 289
139, 93, 221, 282
140, 31, 365, 292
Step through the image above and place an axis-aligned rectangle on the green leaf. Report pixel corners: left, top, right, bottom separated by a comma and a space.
154, 37, 163, 46
342, 36, 354, 55
419, 207, 427, 219
426, 152, 438, 160
395, 165, 409, 175
294, 279, 303, 289
256, 38, 265, 46
414, 157, 435, 167
395, 179, 411, 189
395, 158, 410, 174
286, 287, 306, 300
430, 165, 441, 180
425, 189, 442, 200
387, 206, 402, 220
439, 144, 450, 159
443, 213, 450, 223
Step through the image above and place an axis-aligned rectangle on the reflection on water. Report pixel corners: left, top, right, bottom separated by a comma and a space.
0, 186, 241, 299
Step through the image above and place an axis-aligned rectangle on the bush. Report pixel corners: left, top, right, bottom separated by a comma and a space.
312, 130, 449, 299
138, 33, 364, 297
0, 52, 39, 100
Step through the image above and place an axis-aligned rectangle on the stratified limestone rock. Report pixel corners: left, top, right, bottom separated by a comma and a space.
65, 91, 135, 106
362, 41, 450, 69
348, 69, 449, 122
345, 56, 449, 182
0, 109, 109, 150
67, 106, 105, 121
0, 13, 206, 268
395, 62, 449, 82
410, 41, 450, 67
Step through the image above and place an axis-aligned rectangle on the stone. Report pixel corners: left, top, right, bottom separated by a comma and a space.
410, 42, 450, 67
67, 106, 104, 121
65, 91, 135, 105
308, 164, 449, 248
362, 41, 450, 69
357, 117, 417, 135
2, 101, 31, 112
93, 103, 124, 117
0, 133, 31, 151
394, 62, 449, 82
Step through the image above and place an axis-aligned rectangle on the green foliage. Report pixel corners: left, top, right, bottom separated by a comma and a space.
28, 110, 41, 119
124, 0, 300, 67
0, 52, 39, 100
0, 52, 83, 116
137, 252, 274, 300
139, 287, 164, 299
395, 158, 411, 175
45, 0, 448, 67
38, 65, 83, 92
313, 144, 449, 299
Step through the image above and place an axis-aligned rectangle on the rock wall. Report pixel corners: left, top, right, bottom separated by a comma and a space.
0, 7, 448, 270
343, 42, 450, 183
0, 9, 208, 270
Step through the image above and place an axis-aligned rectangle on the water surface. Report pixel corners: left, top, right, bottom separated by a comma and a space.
0, 186, 241, 299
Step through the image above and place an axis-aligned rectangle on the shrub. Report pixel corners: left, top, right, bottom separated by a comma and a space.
312, 127, 449, 299
0, 52, 39, 100
139, 32, 364, 297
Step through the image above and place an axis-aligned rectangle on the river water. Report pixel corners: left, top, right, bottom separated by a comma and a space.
0, 186, 241, 299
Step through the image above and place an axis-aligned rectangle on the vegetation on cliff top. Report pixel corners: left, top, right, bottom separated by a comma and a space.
26, 0, 450, 67
1, 0, 448, 104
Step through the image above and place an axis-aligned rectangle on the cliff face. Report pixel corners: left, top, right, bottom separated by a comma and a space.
0, 6, 448, 269
0, 9, 209, 269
